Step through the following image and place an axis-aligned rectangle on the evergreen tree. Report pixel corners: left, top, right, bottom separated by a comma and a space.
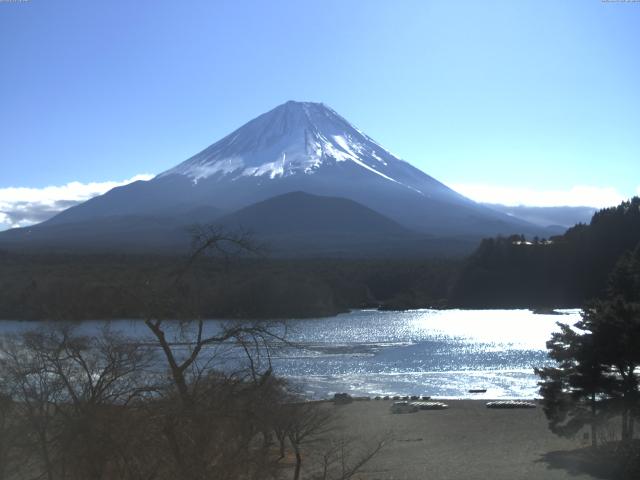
582, 298, 640, 442
537, 244, 640, 447
535, 321, 612, 447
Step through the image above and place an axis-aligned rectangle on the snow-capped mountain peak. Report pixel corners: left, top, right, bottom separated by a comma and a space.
16, 100, 545, 244
159, 101, 412, 188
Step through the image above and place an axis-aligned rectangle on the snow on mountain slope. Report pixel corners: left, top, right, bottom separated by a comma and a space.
159, 101, 429, 195
28, 100, 543, 240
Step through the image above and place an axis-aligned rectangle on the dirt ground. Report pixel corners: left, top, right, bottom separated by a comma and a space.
324, 399, 607, 480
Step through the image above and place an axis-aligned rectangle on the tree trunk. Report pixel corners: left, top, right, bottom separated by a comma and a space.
37, 429, 55, 480
0, 433, 5, 480
163, 418, 188, 475
293, 446, 302, 480
591, 392, 598, 448
144, 319, 192, 406
262, 430, 273, 449
275, 430, 286, 459
621, 408, 629, 443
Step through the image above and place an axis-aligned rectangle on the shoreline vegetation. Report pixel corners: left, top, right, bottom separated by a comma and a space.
0, 197, 637, 321
0, 253, 459, 321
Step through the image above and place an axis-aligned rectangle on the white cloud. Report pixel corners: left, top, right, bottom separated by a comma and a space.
450, 183, 629, 208
0, 174, 154, 230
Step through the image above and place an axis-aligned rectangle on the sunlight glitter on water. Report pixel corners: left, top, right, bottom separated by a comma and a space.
272, 309, 582, 399
0, 309, 582, 399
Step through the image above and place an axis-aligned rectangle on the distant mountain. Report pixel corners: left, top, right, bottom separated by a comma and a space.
0, 101, 546, 255
0, 192, 475, 257
214, 191, 457, 257
483, 204, 597, 230
0, 214, 192, 253
219, 191, 409, 236
0, 205, 223, 253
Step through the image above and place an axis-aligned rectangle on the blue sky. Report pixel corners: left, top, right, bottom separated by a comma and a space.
0, 0, 639, 228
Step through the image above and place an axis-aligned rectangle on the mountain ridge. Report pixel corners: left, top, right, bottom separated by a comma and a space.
1, 101, 549, 254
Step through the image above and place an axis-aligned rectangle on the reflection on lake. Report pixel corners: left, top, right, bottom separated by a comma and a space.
0, 309, 580, 399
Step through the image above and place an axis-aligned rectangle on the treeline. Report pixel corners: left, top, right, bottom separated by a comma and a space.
3, 197, 638, 319
0, 250, 460, 320
451, 197, 640, 308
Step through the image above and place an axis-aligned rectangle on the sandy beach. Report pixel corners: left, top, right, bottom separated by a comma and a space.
325, 399, 603, 480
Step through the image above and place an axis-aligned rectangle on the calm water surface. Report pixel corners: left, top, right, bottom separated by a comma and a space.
0, 309, 580, 399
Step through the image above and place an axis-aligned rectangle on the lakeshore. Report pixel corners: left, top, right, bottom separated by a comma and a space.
324, 399, 604, 480
0, 309, 580, 399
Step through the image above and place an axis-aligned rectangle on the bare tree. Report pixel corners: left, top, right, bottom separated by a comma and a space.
0, 326, 155, 480
0, 226, 385, 480
0, 391, 16, 480
310, 435, 386, 480
143, 225, 274, 404
283, 402, 334, 480
280, 402, 387, 480
139, 226, 295, 479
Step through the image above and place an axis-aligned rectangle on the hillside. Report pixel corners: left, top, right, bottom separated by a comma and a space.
451, 197, 640, 308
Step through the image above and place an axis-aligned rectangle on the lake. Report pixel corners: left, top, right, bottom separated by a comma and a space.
0, 309, 580, 399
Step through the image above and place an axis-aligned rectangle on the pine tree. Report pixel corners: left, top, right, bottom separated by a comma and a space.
536, 243, 640, 447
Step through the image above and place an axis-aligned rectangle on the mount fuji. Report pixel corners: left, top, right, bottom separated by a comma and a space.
0, 101, 546, 255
